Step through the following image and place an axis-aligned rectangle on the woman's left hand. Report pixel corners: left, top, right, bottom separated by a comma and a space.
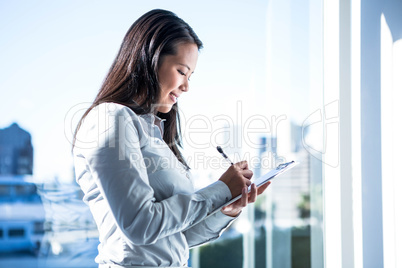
221, 181, 271, 217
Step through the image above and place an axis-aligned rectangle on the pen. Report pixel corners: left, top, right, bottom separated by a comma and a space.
216, 146, 234, 165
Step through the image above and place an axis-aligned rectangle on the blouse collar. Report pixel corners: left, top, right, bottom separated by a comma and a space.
139, 113, 166, 137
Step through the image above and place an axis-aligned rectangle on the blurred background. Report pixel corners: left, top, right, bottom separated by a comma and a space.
0, 0, 401, 267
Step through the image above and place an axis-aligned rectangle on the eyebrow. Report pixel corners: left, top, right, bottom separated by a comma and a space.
178, 63, 193, 73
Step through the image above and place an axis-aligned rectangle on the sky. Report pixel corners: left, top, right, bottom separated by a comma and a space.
0, 0, 270, 181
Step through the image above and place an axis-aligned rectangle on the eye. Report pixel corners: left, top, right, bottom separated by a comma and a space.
178, 69, 191, 81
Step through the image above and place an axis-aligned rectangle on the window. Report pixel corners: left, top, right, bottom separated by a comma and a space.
0, 185, 10, 196
33, 221, 44, 235
187, 1, 324, 267
8, 228, 25, 238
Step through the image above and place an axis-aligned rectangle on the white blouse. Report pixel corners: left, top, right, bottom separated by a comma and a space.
73, 103, 235, 267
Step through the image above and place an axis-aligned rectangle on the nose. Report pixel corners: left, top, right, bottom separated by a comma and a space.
180, 79, 189, 92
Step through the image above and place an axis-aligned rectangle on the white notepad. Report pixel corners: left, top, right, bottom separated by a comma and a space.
211, 161, 299, 216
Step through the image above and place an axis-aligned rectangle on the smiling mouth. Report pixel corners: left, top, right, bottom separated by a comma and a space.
169, 92, 178, 103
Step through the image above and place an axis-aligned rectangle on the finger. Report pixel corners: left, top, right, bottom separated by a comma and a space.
235, 160, 248, 170
222, 204, 231, 212
257, 181, 271, 195
241, 187, 248, 207
248, 183, 257, 203
242, 169, 253, 179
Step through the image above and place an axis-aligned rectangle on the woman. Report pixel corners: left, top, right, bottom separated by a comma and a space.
73, 9, 269, 268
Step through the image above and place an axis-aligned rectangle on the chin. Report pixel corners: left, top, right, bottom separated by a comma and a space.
157, 106, 173, 114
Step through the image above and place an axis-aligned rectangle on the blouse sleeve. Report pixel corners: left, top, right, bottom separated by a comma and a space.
182, 210, 238, 248
74, 104, 232, 246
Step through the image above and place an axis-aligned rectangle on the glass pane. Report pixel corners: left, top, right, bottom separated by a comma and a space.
186, 1, 324, 267
258, 0, 324, 267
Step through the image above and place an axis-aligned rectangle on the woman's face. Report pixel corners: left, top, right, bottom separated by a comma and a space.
157, 42, 199, 113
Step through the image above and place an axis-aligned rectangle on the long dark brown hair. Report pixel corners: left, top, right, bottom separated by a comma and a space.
73, 9, 203, 169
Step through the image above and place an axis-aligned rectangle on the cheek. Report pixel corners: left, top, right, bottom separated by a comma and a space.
161, 74, 178, 91
160, 83, 173, 100
159, 78, 170, 96
161, 88, 170, 99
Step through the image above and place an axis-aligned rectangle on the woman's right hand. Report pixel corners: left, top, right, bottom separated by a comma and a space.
219, 161, 253, 198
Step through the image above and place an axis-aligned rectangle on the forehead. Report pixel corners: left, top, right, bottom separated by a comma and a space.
162, 43, 199, 70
